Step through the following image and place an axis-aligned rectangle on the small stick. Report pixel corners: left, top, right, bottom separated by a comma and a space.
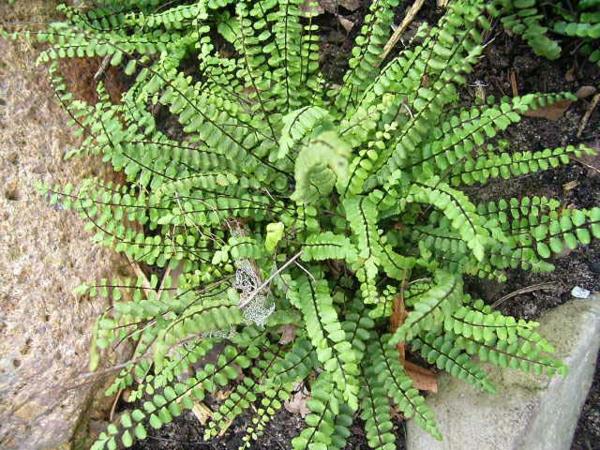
126, 255, 153, 293
380, 0, 426, 63
238, 251, 304, 308
491, 282, 560, 308
509, 70, 519, 97
294, 258, 316, 281
577, 93, 600, 138
94, 55, 112, 81
573, 157, 600, 175
109, 388, 124, 422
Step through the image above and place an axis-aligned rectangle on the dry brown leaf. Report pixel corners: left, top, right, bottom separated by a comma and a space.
525, 86, 597, 122
340, 0, 361, 11
524, 99, 573, 121
563, 180, 579, 192
192, 402, 213, 425
391, 293, 408, 361
338, 16, 355, 32
405, 360, 438, 393
279, 324, 296, 345
284, 385, 310, 418
389, 281, 438, 393
575, 85, 597, 99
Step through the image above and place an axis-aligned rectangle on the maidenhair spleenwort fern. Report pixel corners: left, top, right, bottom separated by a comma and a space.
9, 0, 600, 448
498, 0, 600, 65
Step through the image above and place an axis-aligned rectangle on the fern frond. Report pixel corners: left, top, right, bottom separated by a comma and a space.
292, 372, 353, 450
344, 195, 382, 304
360, 363, 396, 450
450, 144, 595, 186
240, 384, 294, 449
92, 328, 267, 450
32, 1, 598, 447
528, 207, 600, 258
497, 0, 561, 60
390, 271, 462, 344
371, 335, 442, 440
407, 178, 492, 261
335, 0, 401, 114
205, 345, 283, 440
291, 130, 351, 204
302, 232, 358, 263
288, 276, 360, 410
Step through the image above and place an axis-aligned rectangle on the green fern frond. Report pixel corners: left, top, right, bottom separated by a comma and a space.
292, 372, 354, 450
24, 0, 599, 447
411, 332, 495, 393
360, 363, 396, 450
390, 271, 462, 344
371, 335, 442, 440
288, 276, 360, 410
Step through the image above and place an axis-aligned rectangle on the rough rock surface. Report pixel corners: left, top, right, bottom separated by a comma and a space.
0, 12, 129, 449
407, 298, 600, 450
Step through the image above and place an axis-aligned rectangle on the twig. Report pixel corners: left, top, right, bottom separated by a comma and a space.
238, 251, 304, 308
380, 0, 426, 63
573, 157, 600, 175
94, 55, 111, 81
509, 70, 519, 97
294, 259, 316, 281
126, 255, 153, 293
491, 282, 560, 308
109, 387, 124, 422
577, 93, 600, 138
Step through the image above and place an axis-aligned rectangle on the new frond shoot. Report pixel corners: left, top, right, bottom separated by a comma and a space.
23, 0, 598, 448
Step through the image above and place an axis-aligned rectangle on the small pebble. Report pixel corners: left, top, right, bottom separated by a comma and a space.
588, 261, 600, 274
572, 286, 591, 299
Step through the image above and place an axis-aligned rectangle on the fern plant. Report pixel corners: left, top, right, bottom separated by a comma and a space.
497, 0, 600, 65
14, 0, 600, 448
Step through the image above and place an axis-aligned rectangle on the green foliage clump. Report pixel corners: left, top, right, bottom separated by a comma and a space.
497, 0, 600, 65
22, 0, 599, 448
